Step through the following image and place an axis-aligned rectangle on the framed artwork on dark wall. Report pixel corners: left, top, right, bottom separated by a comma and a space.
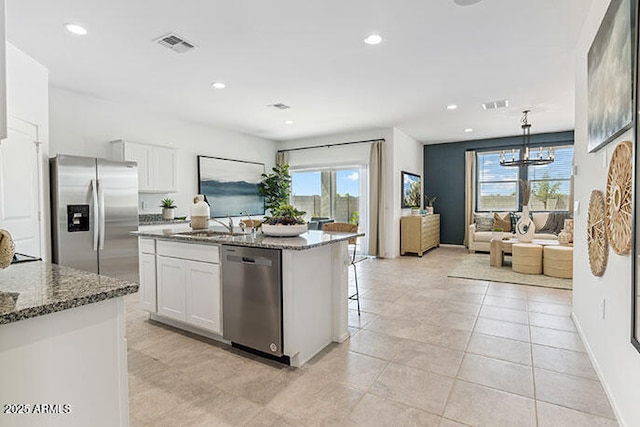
197, 156, 265, 218
587, 0, 635, 153
401, 171, 421, 208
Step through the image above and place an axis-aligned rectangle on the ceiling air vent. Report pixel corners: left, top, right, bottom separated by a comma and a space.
267, 103, 291, 110
482, 99, 509, 110
155, 33, 196, 54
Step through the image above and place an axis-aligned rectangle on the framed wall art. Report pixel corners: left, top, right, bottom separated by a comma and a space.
197, 156, 265, 218
401, 171, 421, 208
587, 0, 635, 153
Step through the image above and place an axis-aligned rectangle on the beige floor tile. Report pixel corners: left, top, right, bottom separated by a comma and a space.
393, 339, 464, 377
483, 294, 528, 310
526, 287, 572, 306
473, 317, 530, 342
528, 300, 572, 316
346, 329, 405, 360
529, 311, 576, 332
305, 349, 389, 391
370, 363, 454, 415
364, 315, 419, 339
347, 393, 442, 426
486, 282, 529, 300
479, 305, 528, 324
532, 344, 598, 380
412, 322, 471, 351
241, 408, 304, 426
530, 326, 585, 352
444, 380, 536, 427
438, 418, 471, 427
535, 368, 615, 419
351, 298, 396, 314
536, 401, 619, 427
466, 332, 532, 365
421, 309, 478, 331
281, 381, 364, 426
457, 353, 534, 397
348, 309, 378, 329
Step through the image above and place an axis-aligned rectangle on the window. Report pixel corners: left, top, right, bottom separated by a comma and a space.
475, 145, 574, 212
291, 167, 362, 224
529, 146, 573, 211
476, 151, 519, 211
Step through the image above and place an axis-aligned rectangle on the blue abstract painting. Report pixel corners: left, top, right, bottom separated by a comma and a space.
197, 156, 265, 217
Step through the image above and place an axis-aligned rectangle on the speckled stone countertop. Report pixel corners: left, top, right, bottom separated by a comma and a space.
139, 214, 190, 226
134, 229, 363, 251
0, 262, 139, 325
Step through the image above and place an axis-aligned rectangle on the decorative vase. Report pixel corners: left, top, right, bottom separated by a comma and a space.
162, 207, 175, 220
558, 229, 572, 245
426, 206, 434, 215
515, 206, 535, 243
411, 208, 420, 216
190, 194, 210, 230
564, 219, 574, 243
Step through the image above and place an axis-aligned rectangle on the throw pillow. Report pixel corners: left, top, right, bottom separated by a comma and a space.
493, 212, 511, 232
474, 213, 494, 232
538, 212, 572, 235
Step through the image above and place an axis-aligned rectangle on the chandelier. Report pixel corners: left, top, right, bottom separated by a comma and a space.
500, 110, 554, 167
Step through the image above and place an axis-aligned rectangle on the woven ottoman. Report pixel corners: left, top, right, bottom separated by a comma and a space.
544, 246, 573, 279
512, 243, 543, 274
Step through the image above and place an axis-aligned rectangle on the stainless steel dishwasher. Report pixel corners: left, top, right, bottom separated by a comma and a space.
222, 245, 283, 358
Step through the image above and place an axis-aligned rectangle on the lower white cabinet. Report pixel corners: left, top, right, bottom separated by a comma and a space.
149, 240, 222, 335
139, 252, 157, 312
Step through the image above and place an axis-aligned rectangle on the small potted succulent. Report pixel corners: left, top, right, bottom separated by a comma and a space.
160, 198, 176, 220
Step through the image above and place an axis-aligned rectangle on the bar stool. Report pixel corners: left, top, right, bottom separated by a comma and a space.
322, 222, 361, 315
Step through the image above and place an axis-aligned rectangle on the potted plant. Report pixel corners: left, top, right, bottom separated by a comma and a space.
258, 165, 310, 236
160, 198, 176, 220
424, 195, 437, 214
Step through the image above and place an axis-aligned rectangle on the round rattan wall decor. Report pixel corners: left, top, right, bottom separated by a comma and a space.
588, 190, 608, 276
606, 140, 633, 255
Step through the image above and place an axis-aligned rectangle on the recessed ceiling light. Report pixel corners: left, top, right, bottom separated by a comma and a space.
65, 23, 88, 35
464, 128, 474, 133
446, 104, 458, 110
284, 120, 294, 125
211, 82, 226, 89
364, 34, 383, 45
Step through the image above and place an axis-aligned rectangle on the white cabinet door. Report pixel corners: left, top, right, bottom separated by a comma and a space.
139, 252, 157, 312
153, 145, 177, 193
186, 260, 221, 334
0, 118, 41, 257
123, 142, 152, 192
157, 256, 186, 321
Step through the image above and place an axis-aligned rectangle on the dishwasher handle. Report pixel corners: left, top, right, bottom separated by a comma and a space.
226, 254, 273, 267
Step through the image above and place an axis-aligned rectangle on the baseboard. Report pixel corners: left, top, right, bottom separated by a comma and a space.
571, 311, 625, 426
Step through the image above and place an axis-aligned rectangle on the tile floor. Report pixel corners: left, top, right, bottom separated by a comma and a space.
126, 246, 619, 426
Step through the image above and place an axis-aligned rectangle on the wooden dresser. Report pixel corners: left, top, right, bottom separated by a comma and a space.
400, 214, 440, 257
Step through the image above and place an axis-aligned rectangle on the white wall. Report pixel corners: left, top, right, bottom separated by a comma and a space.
573, 1, 640, 426
49, 87, 277, 218
280, 127, 423, 258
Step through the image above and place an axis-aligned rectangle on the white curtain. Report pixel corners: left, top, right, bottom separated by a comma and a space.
368, 140, 385, 256
464, 150, 476, 247
276, 151, 289, 166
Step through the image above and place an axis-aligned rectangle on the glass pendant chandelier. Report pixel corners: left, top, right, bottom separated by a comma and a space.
500, 110, 554, 167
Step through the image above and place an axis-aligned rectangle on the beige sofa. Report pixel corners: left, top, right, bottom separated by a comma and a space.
468, 212, 559, 253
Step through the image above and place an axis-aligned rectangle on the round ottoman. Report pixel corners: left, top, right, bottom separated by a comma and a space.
544, 245, 573, 279
512, 243, 543, 274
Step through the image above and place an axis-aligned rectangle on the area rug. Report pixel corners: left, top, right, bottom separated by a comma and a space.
448, 253, 572, 290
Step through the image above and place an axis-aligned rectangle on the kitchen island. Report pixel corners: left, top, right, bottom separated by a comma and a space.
135, 228, 360, 367
0, 261, 138, 427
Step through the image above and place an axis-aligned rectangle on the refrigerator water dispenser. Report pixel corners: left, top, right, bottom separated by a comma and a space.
67, 204, 90, 232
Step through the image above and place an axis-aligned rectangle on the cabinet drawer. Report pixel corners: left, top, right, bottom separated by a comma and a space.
157, 241, 220, 263
139, 238, 156, 254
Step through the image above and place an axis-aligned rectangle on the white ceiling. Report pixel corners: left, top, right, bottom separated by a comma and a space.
5, 0, 592, 144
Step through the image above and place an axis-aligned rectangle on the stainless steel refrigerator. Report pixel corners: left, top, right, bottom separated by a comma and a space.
50, 155, 139, 282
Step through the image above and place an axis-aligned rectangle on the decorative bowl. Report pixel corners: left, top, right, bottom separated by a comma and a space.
261, 223, 308, 237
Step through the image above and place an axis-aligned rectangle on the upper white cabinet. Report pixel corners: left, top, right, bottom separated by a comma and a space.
111, 139, 176, 193
0, 0, 8, 141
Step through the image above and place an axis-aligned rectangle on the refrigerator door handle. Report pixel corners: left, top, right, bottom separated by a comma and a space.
98, 179, 106, 250
91, 179, 99, 251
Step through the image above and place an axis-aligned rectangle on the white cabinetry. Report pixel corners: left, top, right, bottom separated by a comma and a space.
0, 0, 7, 141
153, 241, 222, 334
111, 139, 176, 193
138, 238, 157, 312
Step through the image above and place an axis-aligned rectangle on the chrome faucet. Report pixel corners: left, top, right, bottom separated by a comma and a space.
240, 211, 256, 235
210, 216, 234, 234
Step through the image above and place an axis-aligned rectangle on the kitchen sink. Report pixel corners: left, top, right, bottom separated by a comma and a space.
175, 230, 248, 238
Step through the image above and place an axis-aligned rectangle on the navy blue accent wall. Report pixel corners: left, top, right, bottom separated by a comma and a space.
423, 131, 574, 245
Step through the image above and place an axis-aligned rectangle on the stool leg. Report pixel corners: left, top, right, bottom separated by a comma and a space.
348, 243, 360, 316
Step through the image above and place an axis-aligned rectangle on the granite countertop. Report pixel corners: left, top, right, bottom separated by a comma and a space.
134, 228, 363, 251
139, 214, 190, 226
0, 262, 139, 325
